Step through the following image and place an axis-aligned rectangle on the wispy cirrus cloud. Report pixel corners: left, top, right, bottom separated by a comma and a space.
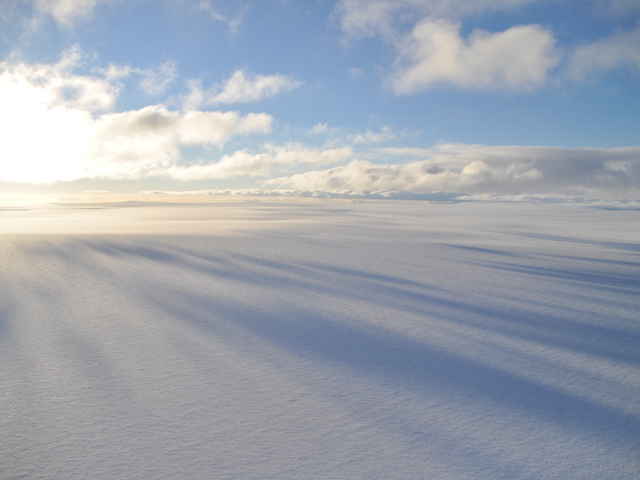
197, 0, 247, 33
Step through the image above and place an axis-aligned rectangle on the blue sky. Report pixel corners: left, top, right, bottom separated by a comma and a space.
1, 0, 639, 199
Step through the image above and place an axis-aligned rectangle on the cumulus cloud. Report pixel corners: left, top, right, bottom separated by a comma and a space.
0, 50, 272, 184
163, 145, 353, 180
267, 144, 640, 198
1, 45, 119, 112
334, 0, 640, 90
567, 24, 640, 79
393, 19, 560, 92
185, 70, 301, 109
334, 2, 562, 92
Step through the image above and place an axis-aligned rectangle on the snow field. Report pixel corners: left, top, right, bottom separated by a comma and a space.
0, 202, 639, 479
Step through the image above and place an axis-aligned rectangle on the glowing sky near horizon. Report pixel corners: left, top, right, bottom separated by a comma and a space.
0, 0, 639, 199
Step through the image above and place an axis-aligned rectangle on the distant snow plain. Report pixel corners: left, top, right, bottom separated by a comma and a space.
1, 201, 639, 479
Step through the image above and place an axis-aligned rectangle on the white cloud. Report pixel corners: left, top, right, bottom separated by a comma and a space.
164, 145, 353, 180
139, 61, 178, 95
308, 122, 343, 137
6, 0, 241, 32
267, 144, 640, 198
309, 123, 328, 134
308, 124, 401, 145
393, 19, 560, 92
183, 70, 301, 109
25, 0, 113, 28
182, 79, 206, 111
197, 1, 247, 33
137, 188, 458, 200
1, 45, 119, 113
567, 24, 640, 79
93, 59, 177, 95
347, 67, 364, 80
0, 51, 273, 184
175, 110, 272, 146
209, 70, 301, 105
101, 63, 132, 82
31, 0, 96, 26
333, 0, 541, 40
351, 125, 398, 145
334, 0, 640, 90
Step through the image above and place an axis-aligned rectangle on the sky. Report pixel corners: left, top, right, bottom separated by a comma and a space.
0, 0, 639, 200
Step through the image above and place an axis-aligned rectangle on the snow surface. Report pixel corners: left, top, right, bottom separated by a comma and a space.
1, 201, 639, 479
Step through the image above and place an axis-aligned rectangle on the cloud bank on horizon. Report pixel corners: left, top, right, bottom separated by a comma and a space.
0, 0, 638, 199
